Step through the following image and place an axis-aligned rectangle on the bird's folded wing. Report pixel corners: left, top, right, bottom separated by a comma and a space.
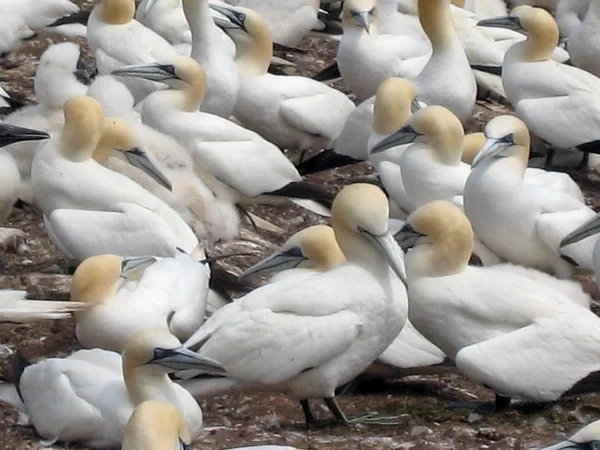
455, 312, 600, 401
198, 308, 362, 385
47, 205, 180, 260
280, 93, 349, 138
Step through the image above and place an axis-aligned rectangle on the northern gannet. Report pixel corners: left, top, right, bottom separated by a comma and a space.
0, 123, 49, 251
87, 76, 241, 243
478, 5, 600, 164
568, 0, 600, 77
464, 115, 598, 278
182, 183, 407, 425
2, 330, 225, 447
111, 56, 334, 215
0, 289, 86, 325
182, 0, 239, 118
87, 0, 178, 103
336, 0, 430, 101
539, 419, 600, 449
367, 77, 420, 217
396, 200, 600, 412
31, 96, 200, 263
213, 4, 355, 151
72, 252, 209, 352
238, 222, 449, 378
371, 105, 468, 210
3, 42, 88, 203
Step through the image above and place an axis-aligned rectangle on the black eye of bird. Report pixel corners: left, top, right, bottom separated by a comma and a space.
237, 12, 246, 22
501, 133, 514, 144
368, 7, 375, 15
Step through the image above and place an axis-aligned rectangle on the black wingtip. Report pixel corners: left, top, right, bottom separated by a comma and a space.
312, 62, 342, 82
296, 149, 361, 176
267, 181, 335, 209
471, 64, 503, 76
13, 351, 31, 401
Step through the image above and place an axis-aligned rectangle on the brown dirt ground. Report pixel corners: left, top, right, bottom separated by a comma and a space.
2, 2, 600, 449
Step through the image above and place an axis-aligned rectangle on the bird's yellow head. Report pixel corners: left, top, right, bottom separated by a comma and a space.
373, 78, 418, 135
70, 254, 122, 306
289, 225, 346, 270
397, 200, 473, 277
61, 96, 105, 161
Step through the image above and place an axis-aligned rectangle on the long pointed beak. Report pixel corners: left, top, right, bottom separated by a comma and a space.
0, 123, 50, 147
411, 99, 425, 113
538, 440, 585, 450
560, 214, 600, 248
111, 63, 177, 83
213, 16, 241, 33
209, 3, 246, 29
121, 255, 159, 278
238, 248, 307, 280
142, 0, 157, 14
394, 224, 425, 253
151, 346, 227, 374
471, 137, 506, 168
120, 147, 173, 191
359, 228, 407, 285
354, 11, 371, 33
369, 125, 421, 155
477, 15, 523, 32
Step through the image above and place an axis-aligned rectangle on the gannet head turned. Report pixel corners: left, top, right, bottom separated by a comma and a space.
332, 183, 406, 283
111, 56, 207, 110
123, 329, 227, 377
461, 132, 486, 165
478, 6, 559, 51
238, 225, 345, 279
342, 0, 377, 34
99, 0, 135, 25
210, 4, 272, 75
71, 254, 159, 306
61, 96, 105, 161
371, 105, 464, 164
372, 78, 420, 136
0, 123, 49, 148
122, 401, 191, 450
96, 117, 173, 190
395, 200, 473, 277
471, 115, 530, 168
538, 419, 600, 450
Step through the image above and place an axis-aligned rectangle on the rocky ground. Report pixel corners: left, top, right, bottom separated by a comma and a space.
2, 1, 600, 449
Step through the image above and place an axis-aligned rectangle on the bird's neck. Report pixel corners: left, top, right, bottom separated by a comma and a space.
91, 144, 112, 166
419, 0, 459, 51
183, 0, 220, 47
158, 86, 204, 112
125, 368, 179, 407
235, 33, 272, 75
332, 224, 395, 283
100, 0, 135, 25
59, 133, 98, 163
405, 239, 470, 280
512, 30, 557, 62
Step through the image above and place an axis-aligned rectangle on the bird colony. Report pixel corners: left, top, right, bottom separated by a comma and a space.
3, 0, 600, 448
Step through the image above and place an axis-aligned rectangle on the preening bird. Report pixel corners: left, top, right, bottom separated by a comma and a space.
31, 96, 201, 263
71, 252, 209, 353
